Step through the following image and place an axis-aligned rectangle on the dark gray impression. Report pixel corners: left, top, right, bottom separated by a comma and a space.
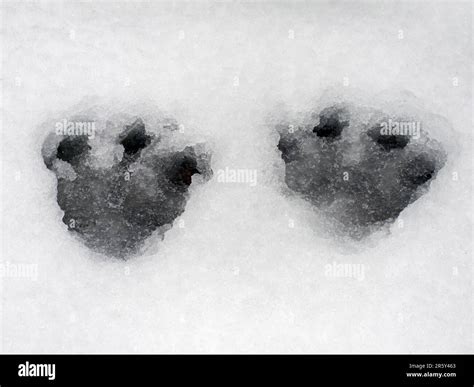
42, 115, 212, 258
277, 102, 447, 238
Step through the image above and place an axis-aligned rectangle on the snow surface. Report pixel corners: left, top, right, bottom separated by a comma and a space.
1, 1, 472, 353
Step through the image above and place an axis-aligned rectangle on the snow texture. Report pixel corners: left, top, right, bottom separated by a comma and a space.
0, 1, 472, 353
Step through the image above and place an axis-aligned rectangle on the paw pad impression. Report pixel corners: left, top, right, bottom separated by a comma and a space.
277, 93, 448, 238
42, 105, 212, 258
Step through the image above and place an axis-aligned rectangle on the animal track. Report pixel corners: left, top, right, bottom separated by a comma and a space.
42, 110, 212, 258
277, 100, 447, 238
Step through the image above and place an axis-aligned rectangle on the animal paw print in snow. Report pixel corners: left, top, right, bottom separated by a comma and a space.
277, 99, 447, 238
42, 110, 212, 258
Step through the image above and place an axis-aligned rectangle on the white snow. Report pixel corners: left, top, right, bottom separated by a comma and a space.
1, 1, 472, 353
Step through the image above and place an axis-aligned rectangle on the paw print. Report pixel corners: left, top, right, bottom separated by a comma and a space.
277, 98, 447, 238
42, 110, 212, 258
